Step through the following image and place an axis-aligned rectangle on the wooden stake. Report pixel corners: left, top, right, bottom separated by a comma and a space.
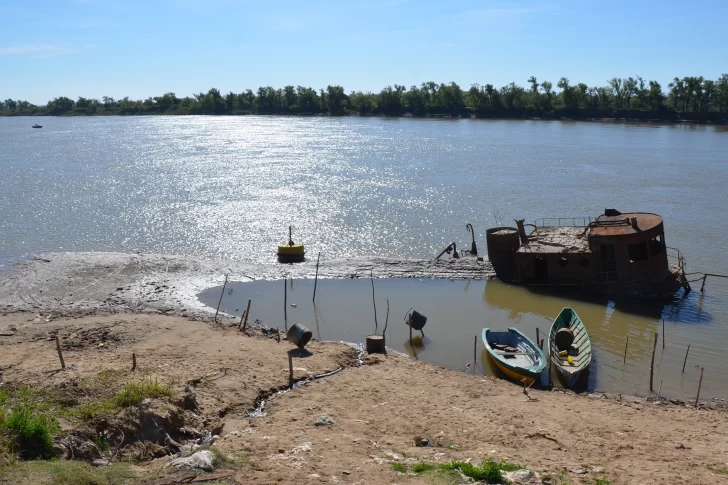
408, 315, 413, 348
695, 367, 704, 408
312, 252, 321, 302
536, 328, 540, 349
383, 299, 389, 342
284, 279, 288, 332
370, 270, 378, 334
240, 299, 252, 332
700, 274, 707, 293
649, 332, 658, 393
288, 352, 294, 389
540, 339, 544, 350
214, 274, 228, 325
682, 344, 691, 373
473, 335, 477, 374
55, 336, 65, 370
623, 336, 629, 364
548, 350, 552, 386
132, 352, 136, 371
277, 327, 281, 343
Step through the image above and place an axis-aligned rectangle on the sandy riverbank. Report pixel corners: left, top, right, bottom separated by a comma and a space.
1, 312, 727, 484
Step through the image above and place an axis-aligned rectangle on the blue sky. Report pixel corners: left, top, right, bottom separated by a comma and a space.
2, 0, 727, 104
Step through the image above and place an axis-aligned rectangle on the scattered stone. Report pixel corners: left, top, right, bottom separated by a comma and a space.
178, 443, 201, 453
170, 450, 215, 472
502, 469, 534, 484
91, 459, 111, 467
385, 451, 403, 461
569, 467, 588, 474
278, 448, 286, 454
414, 436, 431, 447
314, 415, 335, 426
290, 442, 312, 454
591, 466, 605, 473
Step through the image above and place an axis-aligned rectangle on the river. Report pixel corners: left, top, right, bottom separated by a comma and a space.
1, 115, 727, 398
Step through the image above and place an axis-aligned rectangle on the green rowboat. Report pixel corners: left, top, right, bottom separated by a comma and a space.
548, 307, 591, 388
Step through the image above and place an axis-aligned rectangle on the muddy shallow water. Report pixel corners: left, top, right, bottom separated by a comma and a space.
200, 277, 728, 400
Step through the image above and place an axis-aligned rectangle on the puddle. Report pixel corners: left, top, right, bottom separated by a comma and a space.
199, 278, 728, 400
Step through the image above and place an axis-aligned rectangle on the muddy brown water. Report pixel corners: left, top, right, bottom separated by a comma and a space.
200, 277, 728, 401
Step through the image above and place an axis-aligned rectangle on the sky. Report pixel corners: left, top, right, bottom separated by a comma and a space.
1, 0, 727, 105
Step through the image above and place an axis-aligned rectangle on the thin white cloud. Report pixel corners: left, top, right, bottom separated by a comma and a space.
0, 44, 74, 57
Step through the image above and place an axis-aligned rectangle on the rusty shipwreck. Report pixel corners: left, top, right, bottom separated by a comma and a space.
485, 209, 689, 298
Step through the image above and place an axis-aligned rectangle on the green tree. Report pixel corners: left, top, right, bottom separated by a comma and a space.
716, 74, 728, 112
647, 81, 664, 110
47, 96, 74, 114
540, 81, 553, 111
326, 85, 347, 114
608, 78, 624, 109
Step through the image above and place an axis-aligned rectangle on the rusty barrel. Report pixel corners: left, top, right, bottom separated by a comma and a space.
287, 322, 312, 349
486, 227, 520, 281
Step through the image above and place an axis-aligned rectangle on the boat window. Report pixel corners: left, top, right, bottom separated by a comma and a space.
649, 234, 664, 256
558, 256, 569, 267
628, 242, 649, 262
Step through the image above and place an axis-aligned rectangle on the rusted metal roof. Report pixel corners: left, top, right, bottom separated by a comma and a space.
589, 213, 663, 237
516, 227, 590, 254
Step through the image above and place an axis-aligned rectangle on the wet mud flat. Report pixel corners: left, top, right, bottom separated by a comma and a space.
0, 251, 492, 318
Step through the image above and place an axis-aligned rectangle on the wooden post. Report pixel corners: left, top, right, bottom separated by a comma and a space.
662, 320, 665, 349
473, 335, 477, 373
277, 327, 281, 343
695, 367, 704, 408
623, 336, 629, 364
370, 270, 378, 334
239, 299, 252, 332
214, 274, 228, 325
649, 332, 658, 394
383, 299, 390, 341
536, 328, 540, 349
284, 279, 288, 332
682, 344, 691, 373
55, 336, 65, 370
548, 351, 552, 386
288, 352, 294, 389
700, 275, 707, 293
408, 315, 413, 348
132, 352, 137, 371
312, 253, 321, 302
540, 339, 544, 351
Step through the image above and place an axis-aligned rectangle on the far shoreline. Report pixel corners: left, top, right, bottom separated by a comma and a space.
3, 111, 727, 126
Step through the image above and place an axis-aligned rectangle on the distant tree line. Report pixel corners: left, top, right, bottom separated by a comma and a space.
3, 75, 728, 122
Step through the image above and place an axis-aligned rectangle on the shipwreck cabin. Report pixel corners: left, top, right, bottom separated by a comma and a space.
486, 210, 687, 298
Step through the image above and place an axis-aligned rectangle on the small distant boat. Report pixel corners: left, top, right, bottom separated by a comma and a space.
548, 307, 592, 388
482, 327, 545, 386
32, 124, 43, 129
277, 226, 305, 263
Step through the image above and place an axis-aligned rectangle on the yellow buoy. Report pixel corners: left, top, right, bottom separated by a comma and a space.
277, 226, 305, 262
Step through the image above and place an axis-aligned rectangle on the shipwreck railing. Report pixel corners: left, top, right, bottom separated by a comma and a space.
666, 247, 687, 275
533, 216, 595, 228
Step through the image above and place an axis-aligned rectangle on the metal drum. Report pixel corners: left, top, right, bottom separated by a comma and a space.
486, 227, 520, 281
287, 322, 313, 348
